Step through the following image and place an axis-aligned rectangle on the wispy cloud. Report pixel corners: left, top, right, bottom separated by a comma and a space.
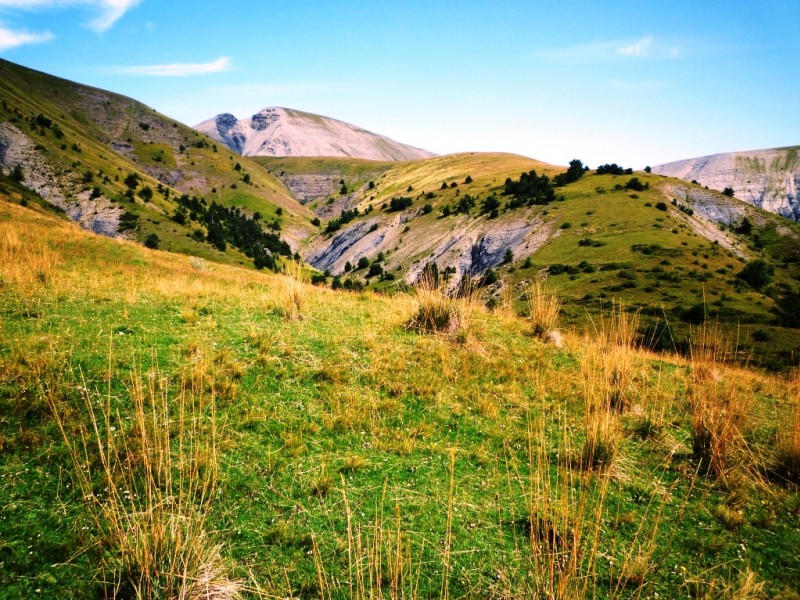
617, 37, 653, 57
85, 0, 140, 33
538, 36, 681, 63
0, 23, 53, 50
112, 56, 232, 77
0, 0, 140, 33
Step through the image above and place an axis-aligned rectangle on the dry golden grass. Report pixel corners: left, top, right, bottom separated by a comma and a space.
688, 568, 767, 600
278, 259, 308, 320
406, 273, 482, 340
573, 303, 645, 472
0, 220, 60, 288
48, 365, 241, 599
773, 371, 800, 485
526, 279, 561, 338
688, 324, 754, 479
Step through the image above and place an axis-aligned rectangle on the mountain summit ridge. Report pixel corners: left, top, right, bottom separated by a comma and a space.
195, 107, 436, 162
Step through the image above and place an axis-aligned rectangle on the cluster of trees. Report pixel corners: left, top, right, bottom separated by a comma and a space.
169, 194, 290, 270
117, 210, 140, 233
481, 194, 501, 216
331, 277, 365, 292
503, 169, 558, 206
28, 113, 64, 139
441, 194, 476, 217
324, 208, 360, 234
387, 196, 413, 212
625, 177, 649, 192
596, 163, 633, 175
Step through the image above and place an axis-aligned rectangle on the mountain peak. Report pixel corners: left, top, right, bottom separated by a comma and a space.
195, 107, 435, 162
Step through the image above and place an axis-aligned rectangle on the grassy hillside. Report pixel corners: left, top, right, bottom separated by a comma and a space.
281, 155, 799, 369
2, 186, 800, 599
0, 58, 315, 265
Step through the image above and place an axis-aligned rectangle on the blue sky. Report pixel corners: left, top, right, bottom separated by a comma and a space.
1, 0, 798, 167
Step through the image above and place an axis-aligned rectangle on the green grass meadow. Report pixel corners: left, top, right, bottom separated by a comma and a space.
2, 193, 799, 599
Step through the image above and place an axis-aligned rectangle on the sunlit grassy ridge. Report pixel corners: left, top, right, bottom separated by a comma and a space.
0, 58, 314, 260
2, 191, 799, 599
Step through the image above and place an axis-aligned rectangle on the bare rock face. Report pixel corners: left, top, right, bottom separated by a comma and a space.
195, 107, 436, 162
0, 122, 123, 236
304, 206, 553, 290
653, 146, 800, 222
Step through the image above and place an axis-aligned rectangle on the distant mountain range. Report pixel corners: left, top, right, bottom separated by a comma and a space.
195, 108, 436, 162
653, 146, 800, 222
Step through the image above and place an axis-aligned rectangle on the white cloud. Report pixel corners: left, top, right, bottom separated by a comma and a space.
538, 36, 680, 63
0, 0, 140, 33
113, 56, 232, 77
0, 24, 53, 50
617, 37, 653, 57
86, 0, 140, 33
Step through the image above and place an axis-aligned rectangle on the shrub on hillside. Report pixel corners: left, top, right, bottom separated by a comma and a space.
683, 302, 707, 324
144, 233, 160, 249
625, 177, 647, 192
737, 259, 774, 290
553, 159, 586, 187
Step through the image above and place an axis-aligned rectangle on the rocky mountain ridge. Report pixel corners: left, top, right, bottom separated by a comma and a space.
653, 146, 800, 222
195, 107, 436, 162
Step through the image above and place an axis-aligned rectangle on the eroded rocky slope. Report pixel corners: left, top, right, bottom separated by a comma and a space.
653, 147, 800, 222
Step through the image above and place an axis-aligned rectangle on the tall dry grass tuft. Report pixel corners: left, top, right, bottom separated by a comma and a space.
575, 303, 640, 472
406, 273, 480, 339
519, 401, 675, 599
491, 277, 518, 320
311, 479, 419, 600
579, 351, 620, 471
526, 280, 561, 339
688, 323, 752, 479
773, 371, 800, 486
49, 361, 241, 599
687, 567, 766, 600
279, 259, 308, 321
524, 413, 596, 598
